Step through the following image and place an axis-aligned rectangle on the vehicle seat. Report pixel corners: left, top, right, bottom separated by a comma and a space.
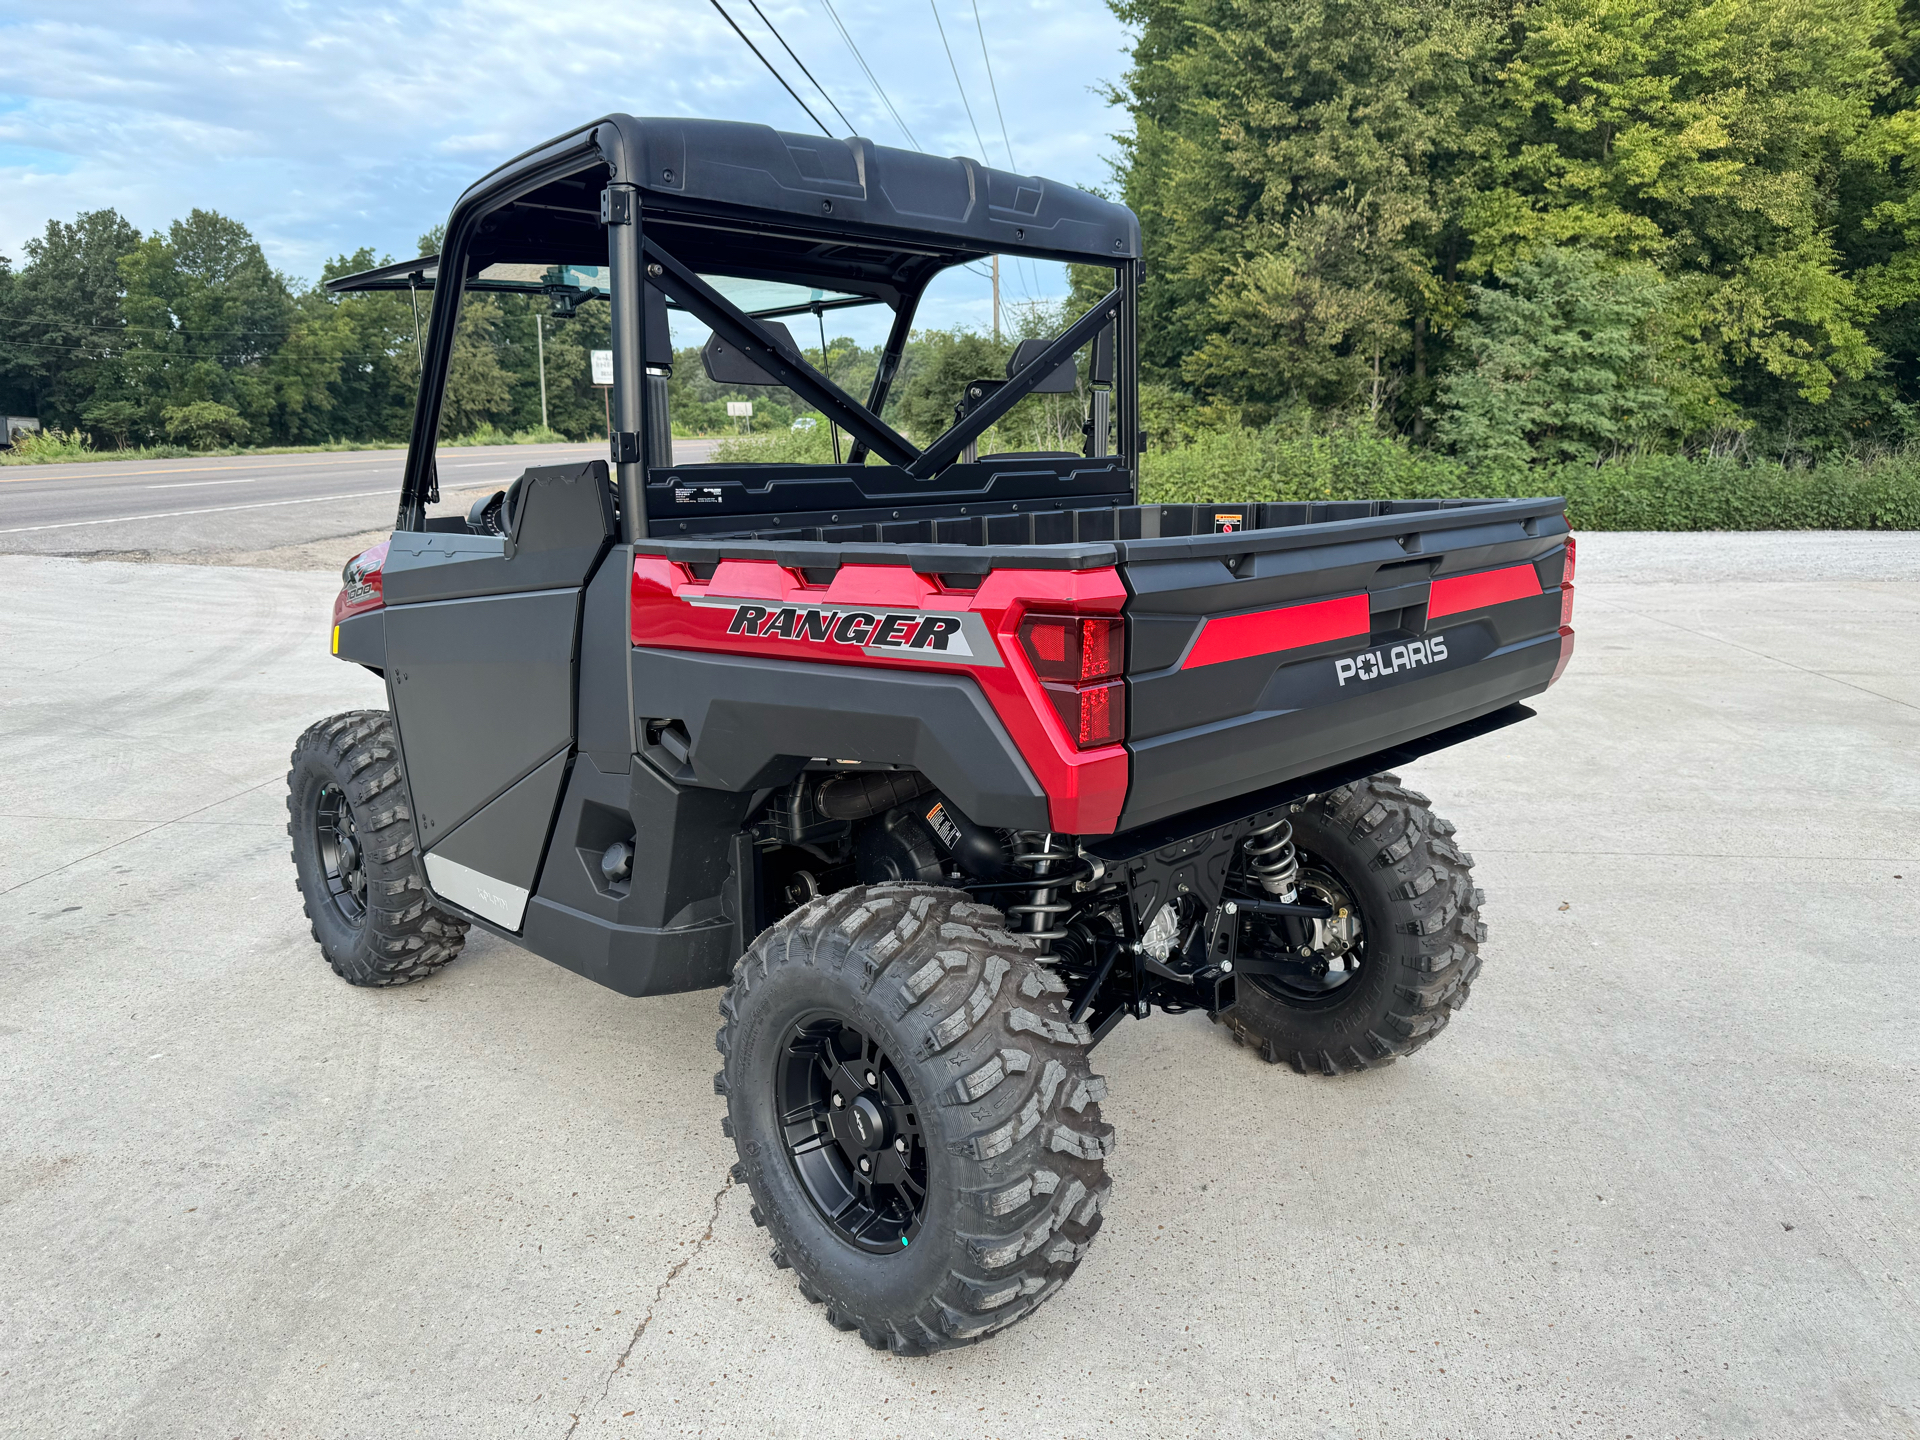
465, 475, 530, 537
952, 340, 1082, 457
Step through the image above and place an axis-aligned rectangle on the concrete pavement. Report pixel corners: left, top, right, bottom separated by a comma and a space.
0, 531, 1914, 1437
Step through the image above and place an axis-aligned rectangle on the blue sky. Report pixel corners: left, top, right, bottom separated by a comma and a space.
0, 0, 1136, 342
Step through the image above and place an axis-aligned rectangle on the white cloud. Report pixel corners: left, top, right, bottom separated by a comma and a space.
0, 0, 1135, 333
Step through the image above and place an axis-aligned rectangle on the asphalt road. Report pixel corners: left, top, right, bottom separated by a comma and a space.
0, 531, 1915, 1438
0, 439, 723, 562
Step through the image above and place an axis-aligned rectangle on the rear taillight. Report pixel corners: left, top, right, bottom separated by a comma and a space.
1560, 533, 1576, 627
1044, 678, 1125, 748
1018, 613, 1125, 749
1017, 614, 1123, 683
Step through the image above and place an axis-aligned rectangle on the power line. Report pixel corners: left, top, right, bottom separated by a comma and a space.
0, 335, 425, 363
969, 0, 1018, 171
743, 0, 857, 135
815, 0, 920, 149
707, 0, 832, 137
0, 314, 400, 340
928, 0, 990, 163
962, 1, 1045, 306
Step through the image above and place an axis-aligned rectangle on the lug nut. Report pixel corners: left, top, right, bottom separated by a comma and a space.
831, 1092, 844, 1108
858, 1156, 871, 1173
894, 1137, 907, 1153
865, 1070, 876, 1086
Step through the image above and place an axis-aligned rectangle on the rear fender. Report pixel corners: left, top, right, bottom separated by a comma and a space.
630, 555, 1130, 833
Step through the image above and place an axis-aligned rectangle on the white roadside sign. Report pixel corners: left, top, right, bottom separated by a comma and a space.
590, 349, 614, 385
727, 401, 753, 417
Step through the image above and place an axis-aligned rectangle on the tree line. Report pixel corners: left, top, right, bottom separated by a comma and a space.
0, 207, 1104, 455
1110, 0, 1916, 465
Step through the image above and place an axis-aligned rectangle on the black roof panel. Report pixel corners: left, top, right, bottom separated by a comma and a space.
460, 114, 1139, 266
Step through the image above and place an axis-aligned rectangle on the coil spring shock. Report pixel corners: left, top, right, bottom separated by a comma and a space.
1007, 831, 1074, 954
1243, 816, 1300, 902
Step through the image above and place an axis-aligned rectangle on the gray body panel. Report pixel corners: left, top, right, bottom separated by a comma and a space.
385, 586, 579, 848
519, 754, 753, 997
425, 748, 572, 927
629, 647, 1049, 832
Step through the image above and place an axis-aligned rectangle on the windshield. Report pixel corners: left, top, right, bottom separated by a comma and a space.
469, 263, 868, 321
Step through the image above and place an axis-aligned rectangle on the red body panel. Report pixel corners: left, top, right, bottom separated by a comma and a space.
633, 556, 1131, 835
1550, 626, 1577, 686
1182, 593, 1370, 670
1428, 561, 1542, 619
332, 539, 389, 624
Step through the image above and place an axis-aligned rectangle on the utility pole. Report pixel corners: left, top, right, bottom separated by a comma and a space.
535, 312, 549, 432
991, 254, 1001, 341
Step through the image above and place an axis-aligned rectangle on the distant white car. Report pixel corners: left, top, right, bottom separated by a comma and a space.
791, 416, 817, 431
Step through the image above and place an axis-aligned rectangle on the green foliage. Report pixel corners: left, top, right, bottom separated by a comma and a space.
887, 303, 1101, 453
439, 294, 512, 437
1433, 247, 1688, 465
1110, 0, 1917, 453
0, 209, 144, 428
712, 421, 847, 464
445, 422, 570, 447
80, 399, 144, 448
889, 328, 1011, 441
1141, 423, 1918, 527
162, 400, 249, 448
6, 427, 96, 461
2, 7, 1911, 527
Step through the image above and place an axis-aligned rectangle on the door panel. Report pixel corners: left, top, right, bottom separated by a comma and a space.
380, 460, 617, 930
385, 587, 579, 847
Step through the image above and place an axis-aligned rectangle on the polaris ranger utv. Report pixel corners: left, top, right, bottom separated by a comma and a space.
295, 115, 1575, 1354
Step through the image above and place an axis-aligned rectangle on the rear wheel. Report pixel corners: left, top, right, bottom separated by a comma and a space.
717, 884, 1112, 1353
287, 710, 469, 986
1218, 773, 1485, 1075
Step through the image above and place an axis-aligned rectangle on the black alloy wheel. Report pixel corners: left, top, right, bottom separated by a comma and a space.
1216, 774, 1487, 1076
777, 1015, 927, 1253
314, 782, 367, 924
718, 883, 1113, 1352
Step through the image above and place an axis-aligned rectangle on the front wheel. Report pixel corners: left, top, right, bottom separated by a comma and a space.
717, 884, 1113, 1354
1218, 773, 1485, 1075
287, 710, 469, 986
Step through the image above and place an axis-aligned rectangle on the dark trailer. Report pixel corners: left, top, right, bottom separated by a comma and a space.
306, 115, 1575, 1355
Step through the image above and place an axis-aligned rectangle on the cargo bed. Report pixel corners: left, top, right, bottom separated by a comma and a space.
633, 494, 1573, 836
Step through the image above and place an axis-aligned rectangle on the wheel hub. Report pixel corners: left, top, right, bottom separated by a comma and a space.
776, 1016, 926, 1253
1240, 856, 1368, 1006
844, 1092, 888, 1150
314, 784, 368, 925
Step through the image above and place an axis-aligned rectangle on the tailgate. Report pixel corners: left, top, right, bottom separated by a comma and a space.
1116, 498, 1571, 830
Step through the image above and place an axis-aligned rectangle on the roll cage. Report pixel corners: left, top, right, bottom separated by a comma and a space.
327, 115, 1144, 542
